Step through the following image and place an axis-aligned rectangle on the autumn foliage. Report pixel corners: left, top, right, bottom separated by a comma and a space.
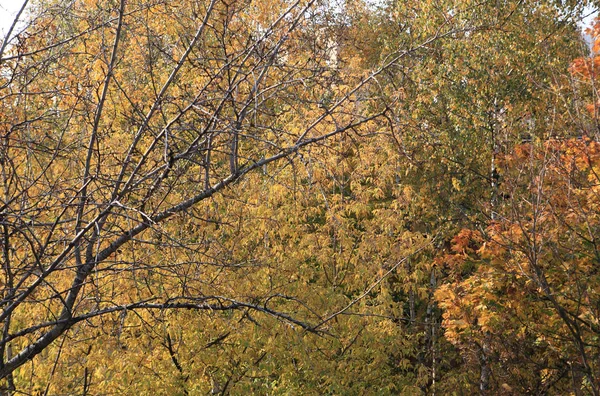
0, 0, 597, 394
437, 138, 600, 394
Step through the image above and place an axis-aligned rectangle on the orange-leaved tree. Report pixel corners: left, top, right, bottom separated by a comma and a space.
436, 137, 600, 394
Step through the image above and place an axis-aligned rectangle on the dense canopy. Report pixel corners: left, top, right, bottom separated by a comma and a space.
0, 0, 598, 394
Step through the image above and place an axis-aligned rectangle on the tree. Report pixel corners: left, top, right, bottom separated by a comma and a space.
0, 0, 462, 392
433, 16, 600, 393
435, 137, 600, 394
369, 0, 590, 392
0, 0, 594, 393
0, 0, 374, 385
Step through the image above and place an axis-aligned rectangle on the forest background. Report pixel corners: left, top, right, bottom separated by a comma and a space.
1, 0, 600, 394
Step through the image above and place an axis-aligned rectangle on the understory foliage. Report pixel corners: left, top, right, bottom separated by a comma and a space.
0, 0, 598, 394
